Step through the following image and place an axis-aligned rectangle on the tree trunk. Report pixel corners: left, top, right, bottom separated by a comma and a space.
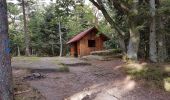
51, 44, 54, 56
126, 0, 140, 61
157, 17, 167, 62
149, 0, 157, 62
22, 0, 30, 56
17, 45, 21, 56
127, 26, 140, 61
0, 0, 14, 100
59, 22, 62, 57
90, 0, 127, 55
117, 34, 126, 54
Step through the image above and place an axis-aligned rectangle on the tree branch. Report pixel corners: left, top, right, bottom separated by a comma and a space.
108, 0, 129, 14
90, 0, 125, 36
89, 0, 101, 10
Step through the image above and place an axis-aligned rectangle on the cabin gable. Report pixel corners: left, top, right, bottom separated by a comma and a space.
67, 27, 108, 57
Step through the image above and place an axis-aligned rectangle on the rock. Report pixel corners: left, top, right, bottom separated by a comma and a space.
32, 73, 41, 77
23, 73, 45, 81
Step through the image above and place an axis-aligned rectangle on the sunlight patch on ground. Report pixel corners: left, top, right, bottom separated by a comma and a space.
164, 66, 170, 72
66, 76, 137, 100
114, 65, 122, 70
123, 76, 136, 91
65, 83, 105, 100
124, 63, 147, 74
164, 78, 170, 92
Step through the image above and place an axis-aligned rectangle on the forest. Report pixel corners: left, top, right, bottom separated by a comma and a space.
8, 0, 114, 57
6, 0, 170, 62
0, 0, 170, 100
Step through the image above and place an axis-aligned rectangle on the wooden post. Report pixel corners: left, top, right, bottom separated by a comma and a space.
17, 45, 21, 56
22, 0, 30, 56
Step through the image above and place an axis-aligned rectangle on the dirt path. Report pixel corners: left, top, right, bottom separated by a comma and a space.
12, 57, 170, 100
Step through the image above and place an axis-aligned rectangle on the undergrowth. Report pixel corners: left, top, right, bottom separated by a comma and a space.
124, 64, 170, 90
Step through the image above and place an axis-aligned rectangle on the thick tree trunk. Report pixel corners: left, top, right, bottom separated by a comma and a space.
126, 0, 140, 61
149, 0, 157, 62
59, 22, 62, 57
117, 34, 126, 54
22, 0, 30, 56
0, 0, 13, 100
127, 26, 140, 61
157, 17, 167, 62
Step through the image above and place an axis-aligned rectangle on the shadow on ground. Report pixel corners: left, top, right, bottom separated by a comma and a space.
12, 57, 170, 100
66, 61, 170, 100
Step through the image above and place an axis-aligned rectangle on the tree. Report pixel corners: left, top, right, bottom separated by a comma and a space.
157, 0, 170, 62
22, 0, 30, 56
0, 0, 13, 100
126, 0, 140, 61
149, 0, 157, 62
89, 0, 126, 55
90, 0, 142, 61
7, 2, 23, 56
59, 22, 63, 57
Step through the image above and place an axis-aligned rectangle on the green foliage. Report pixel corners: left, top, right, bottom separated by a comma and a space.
67, 4, 95, 37
104, 38, 118, 49
26, 1, 97, 56
159, 0, 170, 15
7, 3, 20, 15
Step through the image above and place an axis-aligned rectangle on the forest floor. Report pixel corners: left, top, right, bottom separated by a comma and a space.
12, 56, 170, 100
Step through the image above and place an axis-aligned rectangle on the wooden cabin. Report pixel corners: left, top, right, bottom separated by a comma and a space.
67, 27, 109, 57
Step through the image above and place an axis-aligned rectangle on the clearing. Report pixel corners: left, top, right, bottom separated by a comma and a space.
12, 56, 170, 100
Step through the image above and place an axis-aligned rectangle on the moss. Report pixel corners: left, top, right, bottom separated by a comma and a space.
58, 65, 69, 72
13, 56, 40, 62
124, 64, 169, 89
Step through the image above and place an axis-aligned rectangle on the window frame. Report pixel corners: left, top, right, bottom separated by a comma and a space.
88, 40, 96, 47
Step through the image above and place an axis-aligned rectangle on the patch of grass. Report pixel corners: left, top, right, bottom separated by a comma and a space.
58, 65, 69, 72
90, 49, 122, 56
123, 64, 169, 89
165, 66, 170, 72
13, 56, 40, 62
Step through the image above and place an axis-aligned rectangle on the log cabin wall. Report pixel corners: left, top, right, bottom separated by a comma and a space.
70, 42, 81, 57
70, 43, 75, 57
77, 41, 80, 56
68, 27, 108, 57
79, 31, 104, 56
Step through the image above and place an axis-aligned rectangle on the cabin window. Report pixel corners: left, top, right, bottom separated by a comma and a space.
88, 40, 96, 47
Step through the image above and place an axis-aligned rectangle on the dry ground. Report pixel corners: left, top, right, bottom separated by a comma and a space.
12, 57, 170, 100
13, 69, 45, 100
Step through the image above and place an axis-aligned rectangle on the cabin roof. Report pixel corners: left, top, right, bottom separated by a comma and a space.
67, 27, 108, 44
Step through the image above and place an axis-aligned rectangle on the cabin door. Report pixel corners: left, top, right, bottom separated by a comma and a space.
74, 42, 78, 57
